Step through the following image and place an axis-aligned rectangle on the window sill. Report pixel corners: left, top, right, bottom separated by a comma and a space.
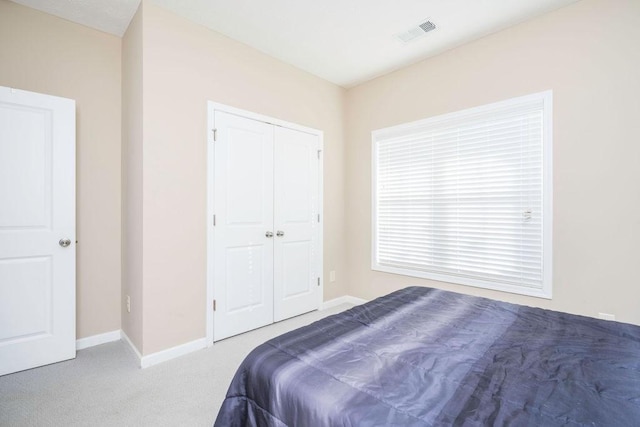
372, 263, 552, 300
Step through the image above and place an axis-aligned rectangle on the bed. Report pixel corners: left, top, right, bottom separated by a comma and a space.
214, 286, 640, 426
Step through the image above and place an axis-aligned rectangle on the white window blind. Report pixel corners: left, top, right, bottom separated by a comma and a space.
372, 91, 552, 298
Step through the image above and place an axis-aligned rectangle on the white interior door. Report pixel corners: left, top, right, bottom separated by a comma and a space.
213, 111, 274, 341
0, 86, 76, 376
273, 127, 320, 321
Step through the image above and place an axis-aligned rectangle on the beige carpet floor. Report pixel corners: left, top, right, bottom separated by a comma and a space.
0, 304, 352, 427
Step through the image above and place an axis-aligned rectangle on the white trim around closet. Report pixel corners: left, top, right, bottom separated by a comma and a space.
205, 101, 324, 347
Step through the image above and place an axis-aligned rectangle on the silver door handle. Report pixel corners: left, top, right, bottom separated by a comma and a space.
265, 231, 274, 238
276, 231, 284, 237
59, 239, 71, 248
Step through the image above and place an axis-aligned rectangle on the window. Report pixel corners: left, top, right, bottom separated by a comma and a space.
372, 91, 552, 298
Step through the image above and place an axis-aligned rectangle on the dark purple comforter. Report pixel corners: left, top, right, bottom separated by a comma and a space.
214, 287, 640, 426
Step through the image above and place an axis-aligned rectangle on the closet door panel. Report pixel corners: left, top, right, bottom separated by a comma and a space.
273, 127, 320, 322
213, 112, 274, 341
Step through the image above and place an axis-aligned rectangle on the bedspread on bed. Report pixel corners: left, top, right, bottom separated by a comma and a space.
214, 287, 640, 426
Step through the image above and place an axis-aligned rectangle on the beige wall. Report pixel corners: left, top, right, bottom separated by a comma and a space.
138, 1, 346, 354
121, 4, 144, 351
0, 0, 122, 338
345, 0, 640, 325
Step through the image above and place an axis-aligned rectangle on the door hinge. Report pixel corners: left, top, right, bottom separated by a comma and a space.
212, 128, 217, 142
317, 277, 320, 287
213, 214, 216, 226
213, 299, 217, 311
317, 214, 320, 223
317, 149, 322, 159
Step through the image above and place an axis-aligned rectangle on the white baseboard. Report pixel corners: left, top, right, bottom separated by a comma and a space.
78, 329, 206, 367
140, 338, 207, 369
321, 295, 368, 310
76, 330, 121, 350
121, 330, 143, 366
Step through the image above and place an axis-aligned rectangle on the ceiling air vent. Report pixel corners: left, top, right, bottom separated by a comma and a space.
395, 20, 436, 43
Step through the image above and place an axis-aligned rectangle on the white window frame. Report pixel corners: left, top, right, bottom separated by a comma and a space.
371, 91, 553, 299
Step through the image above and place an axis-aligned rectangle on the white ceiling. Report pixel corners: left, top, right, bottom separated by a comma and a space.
11, 0, 140, 37
12, 0, 580, 88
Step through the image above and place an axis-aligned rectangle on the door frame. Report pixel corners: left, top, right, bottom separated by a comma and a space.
206, 102, 324, 346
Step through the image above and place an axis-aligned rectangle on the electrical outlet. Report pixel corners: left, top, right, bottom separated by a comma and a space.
598, 312, 615, 321
329, 270, 336, 282
126, 295, 131, 313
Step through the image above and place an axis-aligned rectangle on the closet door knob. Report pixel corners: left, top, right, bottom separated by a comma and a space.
276, 231, 285, 237
265, 231, 274, 238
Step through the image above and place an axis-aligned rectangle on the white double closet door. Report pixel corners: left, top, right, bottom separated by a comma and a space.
212, 111, 321, 341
